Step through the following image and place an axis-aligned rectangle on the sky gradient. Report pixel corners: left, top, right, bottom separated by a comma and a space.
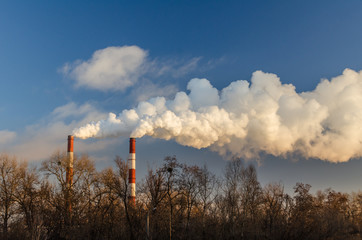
1, 0, 362, 194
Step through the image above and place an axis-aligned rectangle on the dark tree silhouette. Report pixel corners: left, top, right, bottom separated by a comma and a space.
0, 152, 361, 240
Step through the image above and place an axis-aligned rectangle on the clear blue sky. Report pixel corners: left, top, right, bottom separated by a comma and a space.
1, 0, 362, 194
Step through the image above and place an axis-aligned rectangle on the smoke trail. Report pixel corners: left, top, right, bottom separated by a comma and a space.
73, 69, 362, 162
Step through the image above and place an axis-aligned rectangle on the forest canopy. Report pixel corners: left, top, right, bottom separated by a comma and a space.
0, 152, 361, 240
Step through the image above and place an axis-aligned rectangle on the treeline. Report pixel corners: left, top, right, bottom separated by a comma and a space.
0, 153, 362, 240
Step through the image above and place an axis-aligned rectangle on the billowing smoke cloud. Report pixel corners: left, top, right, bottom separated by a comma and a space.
73, 69, 362, 162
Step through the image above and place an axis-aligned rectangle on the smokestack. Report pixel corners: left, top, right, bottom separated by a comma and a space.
128, 138, 136, 204
66, 135, 74, 215
67, 135, 74, 188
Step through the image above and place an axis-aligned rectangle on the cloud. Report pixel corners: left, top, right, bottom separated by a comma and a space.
62, 46, 148, 91
129, 80, 178, 102
150, 57, 202, 78
0, 130, 16, 145
61, 45, 205, 92
1, 102, 118, 162
51, 102, 103, 122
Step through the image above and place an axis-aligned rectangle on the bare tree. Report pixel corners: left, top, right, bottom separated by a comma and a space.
240, 164, 262, 238
349, 191, 362, 237
0, 154, 19, 240
139, 167, 168, 239
262, 182, 288, 240
178, 164, 201, 239
163, 156, 181, 240
197, 165, 218, 240
289, 182, 316, 240
41, 151, 98, 239
100, 156, 136, 240
13, 162, 47, 240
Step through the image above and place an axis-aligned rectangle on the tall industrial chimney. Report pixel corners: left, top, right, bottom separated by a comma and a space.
67, 135, 74, 188
66, 135, 74, 214
128, 138, 136, 204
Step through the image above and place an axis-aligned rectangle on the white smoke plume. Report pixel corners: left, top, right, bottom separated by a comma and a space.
73, 69, 362, 163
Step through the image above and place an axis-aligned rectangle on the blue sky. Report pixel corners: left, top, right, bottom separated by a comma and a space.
1, 0, 362, 194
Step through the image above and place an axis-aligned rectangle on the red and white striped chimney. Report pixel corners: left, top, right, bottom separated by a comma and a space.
128, 138, 136, 204
66, 135, 74, 215
66, 135, 74, 188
